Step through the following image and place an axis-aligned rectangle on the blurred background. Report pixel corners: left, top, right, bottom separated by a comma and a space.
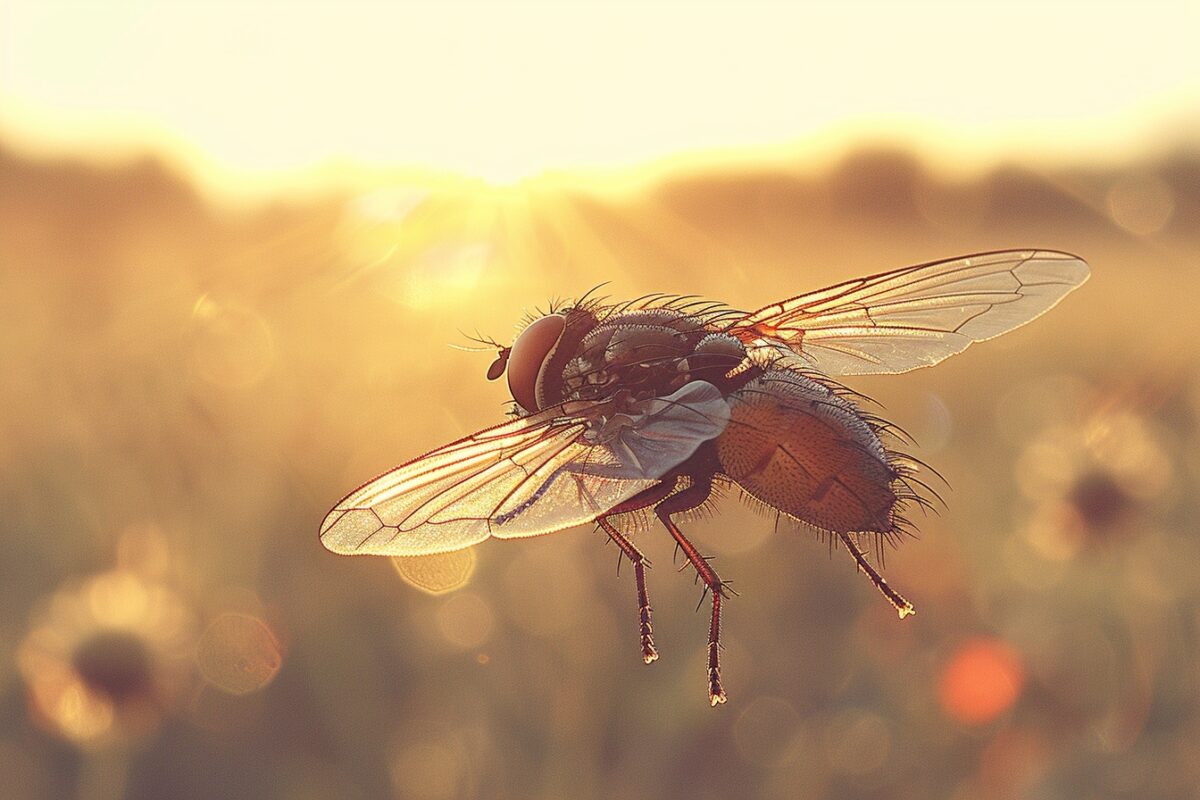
2, 1, 1198, 798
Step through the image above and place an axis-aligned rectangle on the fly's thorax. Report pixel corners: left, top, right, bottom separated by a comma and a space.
509, 302, 760, 415
557, 308, 709, 405
717, 369, 898, 534
681, 333, 752, 389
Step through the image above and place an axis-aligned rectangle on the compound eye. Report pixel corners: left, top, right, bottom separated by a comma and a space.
507, 315, 566, 412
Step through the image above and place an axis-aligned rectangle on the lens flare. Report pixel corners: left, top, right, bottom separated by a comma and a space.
196, 613, 283, 695
938, 638, 1025, 726
391, 549, 477, 595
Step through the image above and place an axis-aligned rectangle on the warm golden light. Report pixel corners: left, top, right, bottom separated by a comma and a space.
190, 295, 275, 389
2, 1, 1197, 203
2, 1, 1198, 794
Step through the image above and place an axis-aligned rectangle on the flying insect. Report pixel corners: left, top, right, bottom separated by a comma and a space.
320, 249, 1089, 705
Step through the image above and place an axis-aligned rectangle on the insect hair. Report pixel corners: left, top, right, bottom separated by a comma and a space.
726, 364, 944, 557
498, 287, 945, 562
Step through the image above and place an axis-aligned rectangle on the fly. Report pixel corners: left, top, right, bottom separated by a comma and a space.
320, 249, 1089, 705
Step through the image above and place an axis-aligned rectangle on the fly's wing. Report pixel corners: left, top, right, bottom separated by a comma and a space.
319, 381, 730, 557
580, 379, 731, 479
730, 250, 1089, 375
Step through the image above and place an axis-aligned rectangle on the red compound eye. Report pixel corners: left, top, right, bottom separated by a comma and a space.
507, 315, 565, 412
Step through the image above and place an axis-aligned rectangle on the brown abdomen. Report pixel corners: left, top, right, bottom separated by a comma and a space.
715, 370, 897, 534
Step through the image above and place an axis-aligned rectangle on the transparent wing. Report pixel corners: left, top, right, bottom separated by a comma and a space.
319, 406, 653, 557
730, 250, 1089, 375
319, 381, 730, 557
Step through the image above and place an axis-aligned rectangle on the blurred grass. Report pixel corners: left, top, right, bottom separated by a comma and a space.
1, 141, 1198, 799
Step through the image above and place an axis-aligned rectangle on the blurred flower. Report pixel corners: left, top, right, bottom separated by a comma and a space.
1015, 403, 1171, 557
16, 569, 196, 747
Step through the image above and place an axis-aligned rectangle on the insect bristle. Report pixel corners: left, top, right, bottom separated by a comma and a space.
793, 368, 881, 408
895, 483, 941, 517
868, 418, 919, 448
573, 281, 611, 308
678, 483, 726, 524
734, 488, 789, 522
891, 452, 951, 490
660, 293, 702, 310
609, 506, 653, 535
737, 482, 922, 559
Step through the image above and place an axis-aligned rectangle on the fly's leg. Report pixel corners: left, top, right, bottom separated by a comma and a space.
654, 478, 729, 706
594, 480, 677, 664
838, 531, 915, 619
597, 516, 658, 664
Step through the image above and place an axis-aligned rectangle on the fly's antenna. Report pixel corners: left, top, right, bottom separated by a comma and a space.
451, 328, 511, 380
451, 329, 505, 352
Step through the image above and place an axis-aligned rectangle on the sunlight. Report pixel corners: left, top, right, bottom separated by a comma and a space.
2, 1, 1197, 203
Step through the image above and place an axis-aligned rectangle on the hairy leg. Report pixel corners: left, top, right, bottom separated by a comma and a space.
597, 516, 658, 663
593, 480, 678, 664
837, 531, 915, 619
654, 477, 729, 706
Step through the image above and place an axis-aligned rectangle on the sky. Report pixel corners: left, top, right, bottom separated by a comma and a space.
2, 0, 1197, 201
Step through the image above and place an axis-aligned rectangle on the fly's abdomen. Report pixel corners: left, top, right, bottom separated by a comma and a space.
715, 370, 898, 534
